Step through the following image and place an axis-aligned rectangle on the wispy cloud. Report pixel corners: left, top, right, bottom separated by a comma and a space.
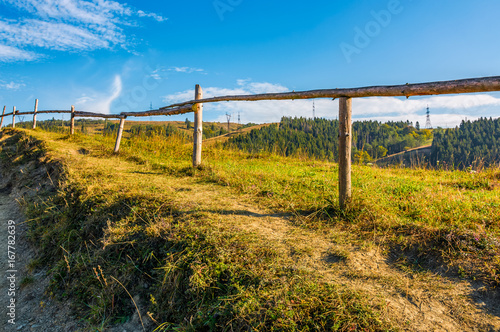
0, 80, 25, 90
75, 75, 122, 114
169, 67, 205, 74
0, 0, 167, 61
163, 80, 288, 104
137, 10, 167, 22
0, 44, 37, 62
163, 80, 500, 127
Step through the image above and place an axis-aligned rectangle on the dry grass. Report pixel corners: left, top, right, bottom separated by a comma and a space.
1, 128, 499, 331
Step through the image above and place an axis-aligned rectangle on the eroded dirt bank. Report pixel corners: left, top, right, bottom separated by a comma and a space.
0, 132, 84, 331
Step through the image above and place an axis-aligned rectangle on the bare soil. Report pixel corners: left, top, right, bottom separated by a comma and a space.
0, 182, 83, 331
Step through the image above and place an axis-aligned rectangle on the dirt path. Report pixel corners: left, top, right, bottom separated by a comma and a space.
1, 130, 499, 331
0, 185, 83, 331
169, 178, 500, 331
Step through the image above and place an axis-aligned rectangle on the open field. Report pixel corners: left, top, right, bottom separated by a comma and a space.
0, 128, 499, 331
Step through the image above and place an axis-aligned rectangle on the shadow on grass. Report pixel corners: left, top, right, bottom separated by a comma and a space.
385, 224, 500, 318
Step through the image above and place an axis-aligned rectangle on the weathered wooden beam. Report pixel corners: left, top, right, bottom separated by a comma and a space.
193, 85, 203, 168
339, 97, 352, 209
19, 110, 73, 115
114, 117, 127, 153
160, 76, 500, 109
12, 107, 16, 128
74, 112, 124, 119
32, 99, 38, 129
70, 105, 75, 135
0, 106, 5, 129
121, 104, 195, 118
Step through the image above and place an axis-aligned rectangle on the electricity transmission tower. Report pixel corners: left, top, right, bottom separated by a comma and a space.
425, 105, 432, 129
238, 112, 241, 131
226, 112, 231, 133
313, 101, 316, 119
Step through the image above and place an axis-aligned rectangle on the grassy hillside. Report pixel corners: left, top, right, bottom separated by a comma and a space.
15, 118, 244, 138
1, 128, 499, 331
224, 117, 433, 163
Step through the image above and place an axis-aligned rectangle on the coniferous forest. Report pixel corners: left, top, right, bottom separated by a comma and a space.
225, 117, 433, 163
431, 117, 500, 169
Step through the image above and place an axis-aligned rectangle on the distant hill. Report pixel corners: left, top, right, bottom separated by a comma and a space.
375, 144, 432, 167
203, 123, 277, 145
224, 117, 433, 163
431, 117, 500, 169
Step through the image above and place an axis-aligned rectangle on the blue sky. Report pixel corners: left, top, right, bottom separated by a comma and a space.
1, 0, 500, 127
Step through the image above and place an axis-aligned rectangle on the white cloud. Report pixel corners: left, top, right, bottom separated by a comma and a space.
75, 75, 122, 114
0, 0, 167, 61
163, 80, 500, 127
0, 44, 37, 61
352, 94, 500, 116
0, 19, 117, 50
0, 80, 25, 90
169, 67, 205, 74
137, 10, 167, 22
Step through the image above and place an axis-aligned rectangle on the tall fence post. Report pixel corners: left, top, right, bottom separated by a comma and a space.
33, 99, 38, 129
12, 106, 16, 129
339, 97, 352, 209
114, 116, 127, 153
193, 84, 203, 167
70, 105, 75, 135
0, 106, 5, 129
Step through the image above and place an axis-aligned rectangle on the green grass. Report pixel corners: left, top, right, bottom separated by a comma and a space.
1, 128, 499, 331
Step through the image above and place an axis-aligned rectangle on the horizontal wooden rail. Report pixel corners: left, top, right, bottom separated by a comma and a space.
3, 75, 500, 210
4, 76, 500, 123
75, 111, 124, 119
160, 76, 500, 109
15, 110, 73, 116
121, 104, 195, 117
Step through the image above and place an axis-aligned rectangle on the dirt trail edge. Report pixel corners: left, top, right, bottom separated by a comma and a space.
168, 178, 500, 332
0, 182, 84, 331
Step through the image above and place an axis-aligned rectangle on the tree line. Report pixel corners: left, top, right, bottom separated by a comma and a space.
431, 117, 500, 169
224, 117, 432, 163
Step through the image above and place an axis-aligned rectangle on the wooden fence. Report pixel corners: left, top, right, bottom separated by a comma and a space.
2, 76, 500, 208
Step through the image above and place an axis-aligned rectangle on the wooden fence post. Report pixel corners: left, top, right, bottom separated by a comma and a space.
0, 106, 5, 129
12, 106, 16, 128
114, 116, 127, 153
193, 84, 203, 167
33, 99, 38, 129
70, 105, 75, 135
339, 97, 352, 209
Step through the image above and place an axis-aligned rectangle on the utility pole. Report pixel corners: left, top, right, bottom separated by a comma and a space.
226, 112, 231, 133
